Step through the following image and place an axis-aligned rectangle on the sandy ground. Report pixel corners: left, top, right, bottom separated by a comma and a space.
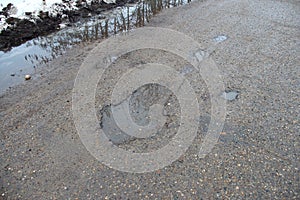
0, 0, 299, 199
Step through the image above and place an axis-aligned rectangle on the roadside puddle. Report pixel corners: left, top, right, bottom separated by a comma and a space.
0, 0, 192, 94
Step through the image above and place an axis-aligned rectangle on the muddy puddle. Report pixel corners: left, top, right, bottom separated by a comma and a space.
0, 0, 192, 94
100, 83, 181, 152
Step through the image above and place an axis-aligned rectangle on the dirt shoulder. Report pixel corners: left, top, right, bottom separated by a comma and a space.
0, 0, 132, 51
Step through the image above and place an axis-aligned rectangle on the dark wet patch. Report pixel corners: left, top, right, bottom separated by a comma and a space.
100, 104, 135, 144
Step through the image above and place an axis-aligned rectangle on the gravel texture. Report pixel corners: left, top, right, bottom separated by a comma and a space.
0, 0, 299, 199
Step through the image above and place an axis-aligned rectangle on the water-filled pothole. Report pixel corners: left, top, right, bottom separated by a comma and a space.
213, 35, 228, 43
99, 83, 181, 153
221, 90, 239, 101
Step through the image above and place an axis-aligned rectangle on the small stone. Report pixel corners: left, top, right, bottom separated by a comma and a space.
59, 23, 66, 29
25, 74, 31, 80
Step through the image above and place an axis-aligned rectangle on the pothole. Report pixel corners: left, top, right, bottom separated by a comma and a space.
213, 35, 228, 43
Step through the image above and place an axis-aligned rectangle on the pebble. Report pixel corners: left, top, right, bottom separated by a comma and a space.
25, 74, 31, 80
59, 23, 67, 29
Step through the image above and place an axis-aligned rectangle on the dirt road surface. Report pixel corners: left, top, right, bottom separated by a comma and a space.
0, 0, 299, 199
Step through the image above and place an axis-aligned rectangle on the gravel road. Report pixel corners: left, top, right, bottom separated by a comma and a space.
0, 0, 299, 199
